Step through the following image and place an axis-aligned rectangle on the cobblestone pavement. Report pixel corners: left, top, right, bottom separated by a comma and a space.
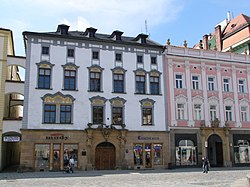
0, 167, 249, 187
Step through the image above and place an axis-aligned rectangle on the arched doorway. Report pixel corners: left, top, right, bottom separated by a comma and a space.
95, 142, 116, 170
207, 134, 223, 167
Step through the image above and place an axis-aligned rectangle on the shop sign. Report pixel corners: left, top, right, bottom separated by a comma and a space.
3, 136, 20, 142
138, 136, 160, 140
46, 133, 68, 140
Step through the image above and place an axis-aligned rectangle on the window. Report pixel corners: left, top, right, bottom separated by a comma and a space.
134, 144, 143, 165
64, 70, 76, 90
176, 140, 197, 166
177, 104, 185, 120
114, 73, 124, 93
239, 79, 245, 93
223, 78, 230, 92
90, 72, 101, 92
92, 51, 99, 60
208, 77, 215, 91
67, 48, 74, 58
150, 76, 159, 94
136, 75, 146, 94
151, 57, 157, 65
44, 104, 56, 123
42, 46, 49, 55
42, 92, 74, 124
140, 98, 154, 126
192, 75, 199, 90
142, 108, 152, 125
64, 144, 78, 167
115, 53, 122, 61
241, 106, 248, 121
225, 106, 232, 121
210, 105, 217, 121
176, 74, 183, 89
112, 107, 123, 124
60, 105, 72, 124
93, 106, 103, 124
38, 68, 51, 89
137, 55, 143, 63
194, 104, 202, 120
234, 140, 250, 164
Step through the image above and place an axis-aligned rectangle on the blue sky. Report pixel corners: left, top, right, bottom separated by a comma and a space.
1, 0, 250, 56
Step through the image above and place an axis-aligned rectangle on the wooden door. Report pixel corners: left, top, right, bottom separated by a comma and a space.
216, 142, 223, 166
95, 146, 115, 170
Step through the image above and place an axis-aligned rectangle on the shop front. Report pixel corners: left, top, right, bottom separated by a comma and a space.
20, 129, 86, 171
125, 131, 169, 169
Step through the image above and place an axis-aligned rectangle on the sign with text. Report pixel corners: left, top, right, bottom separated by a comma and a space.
46, 133, 69, 140
138, 136, 160, 140
3, 136, 20, 142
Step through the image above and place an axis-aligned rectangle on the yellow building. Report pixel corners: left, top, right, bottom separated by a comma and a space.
0, 28, 25, 171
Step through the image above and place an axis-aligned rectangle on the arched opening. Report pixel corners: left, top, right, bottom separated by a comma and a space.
95, 142, 116, 170
2, 132, 21, 171
4, 93, 24, 120
6, 65, 25, 82
207, 134, 223, 167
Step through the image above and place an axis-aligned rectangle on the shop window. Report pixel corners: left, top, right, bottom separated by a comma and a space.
153, 144, 162, 165
35, 144, 50, 171
64, 144, 78, 167
134, 144, 143, 166
234, 140, 250, 164
176, 139, 197, 166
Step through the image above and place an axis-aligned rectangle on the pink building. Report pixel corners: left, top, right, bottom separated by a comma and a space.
165, 44, 250, 167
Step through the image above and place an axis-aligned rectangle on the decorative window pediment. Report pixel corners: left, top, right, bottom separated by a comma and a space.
89, 95, 107, 105
134, 68, 147, 76
224, 97, 234, 105
42, 92, 75, 104
111, 67, 127, 74
192, 95, 203, 104
88, 65, 104, 72
140, 98, 155, 107
149, 69, 161, 77
62, 63, 79, 71
36, 61, 54, 68
109, 97, 126, 106
239, 98, 249, 106
208, 96, 219, 105
175, 94, 187, 103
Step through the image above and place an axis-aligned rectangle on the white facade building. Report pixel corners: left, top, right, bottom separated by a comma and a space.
20, 25, 169, 171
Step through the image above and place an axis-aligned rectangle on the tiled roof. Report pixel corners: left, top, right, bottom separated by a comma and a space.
223, 14, 250, 37
24, 29, 162, 48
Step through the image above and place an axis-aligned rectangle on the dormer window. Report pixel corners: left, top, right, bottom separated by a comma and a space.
134, 34, 148, 44
110, 30, 123, 41
85, 27, 97, 38
56, 24, 69, 35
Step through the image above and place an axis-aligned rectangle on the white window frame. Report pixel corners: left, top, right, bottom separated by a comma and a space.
225, 105, 232, 121
240, 106, 248, 122
194, 104, 202, 120
177, 103, 185, 120
192, 75, 199, 90
176, 74, 183, 89
223, 78, 230, 92
208, 77, 215, 91
238, 79, 246, 93
209, 105, 217, 121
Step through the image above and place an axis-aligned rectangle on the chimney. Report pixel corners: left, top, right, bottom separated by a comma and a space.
227, 11, 231, 23
203, 34, 209, 50
215, 25, 222, 51
57, 24, 70, 35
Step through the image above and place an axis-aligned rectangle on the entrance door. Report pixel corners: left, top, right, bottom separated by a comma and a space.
145, 144, 152, 168
95, 142, 115, 170
53, 144, 60, 171
208, 134, 223, 167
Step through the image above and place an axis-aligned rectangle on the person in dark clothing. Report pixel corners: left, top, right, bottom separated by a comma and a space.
202, 156, 209, 173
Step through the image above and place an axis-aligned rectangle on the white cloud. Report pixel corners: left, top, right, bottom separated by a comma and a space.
19, 0, 184, 34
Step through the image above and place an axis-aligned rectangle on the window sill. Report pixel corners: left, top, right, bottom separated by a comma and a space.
36, 87, 53, 90
112, 92, 127, 94
62, 89, 78, 91
141, 124, 154, 126
42, 123, 73, 125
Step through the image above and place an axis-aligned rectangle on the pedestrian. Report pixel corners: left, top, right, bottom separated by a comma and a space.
69, 156, 75, 173
202, 156, 209, 173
